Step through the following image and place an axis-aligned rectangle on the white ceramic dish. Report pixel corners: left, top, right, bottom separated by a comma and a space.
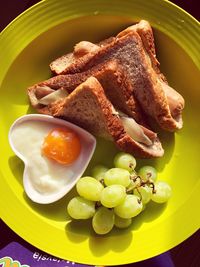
9, 114, 96, 204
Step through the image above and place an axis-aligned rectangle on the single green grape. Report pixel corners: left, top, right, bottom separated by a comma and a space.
134, 185, 152, 204
100, 185, 126, 208
91, 165, 108, 181
76, 176, 104, 201
151, 181, 172, 203
138, 166, 157, 182
114, 195, 143, 219
114, 215, 132, 229
104, 168, 130, 187
114, 152, 136, 172
92, 207, 114, 235
67, 196, 95, 219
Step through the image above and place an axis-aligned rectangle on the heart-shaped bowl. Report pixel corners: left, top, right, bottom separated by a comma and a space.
8, 114, 96, 204
0, 0, 200, 265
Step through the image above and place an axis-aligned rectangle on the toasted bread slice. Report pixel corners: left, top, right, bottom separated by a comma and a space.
50, 77, 164, 158
28, 60, 147, 125
117, 20, 185, 126
50, 20, 184, 132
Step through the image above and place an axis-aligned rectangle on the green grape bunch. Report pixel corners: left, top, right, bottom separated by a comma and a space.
67, 152, 172, 235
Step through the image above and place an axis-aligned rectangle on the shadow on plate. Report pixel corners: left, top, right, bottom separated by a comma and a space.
88, 230, 133, 256
8, 155, 24, 187
84, 133, 175, 178
65, 219, 133, 256
65, 220, 93, 243
130, 201, 167, 231
136, 130, 175, 173
26, 105, 36, 115
22, 188, 77, 222
84, 137, 119, 175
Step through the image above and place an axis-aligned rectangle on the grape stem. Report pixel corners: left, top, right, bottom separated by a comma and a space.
100, 179, 106, 187
131, 175, 142, 184
136, 188, 142, 203
148, 182, 156, 194
127, 174, 156, 195
95, 201, 102, 209
126, 175, 142, 193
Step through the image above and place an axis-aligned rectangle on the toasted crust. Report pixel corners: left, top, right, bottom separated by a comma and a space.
50, 37, 115, 75
117, 20, 160, 71
116, 134, 164, 158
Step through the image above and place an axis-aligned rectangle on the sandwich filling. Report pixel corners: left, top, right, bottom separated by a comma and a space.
114, 110, 153, 146
38, 89, 69, 105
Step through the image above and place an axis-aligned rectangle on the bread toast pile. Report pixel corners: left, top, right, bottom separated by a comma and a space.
27, 20, 185, 158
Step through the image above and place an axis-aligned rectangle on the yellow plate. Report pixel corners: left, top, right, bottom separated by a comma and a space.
0, 0, 200, 265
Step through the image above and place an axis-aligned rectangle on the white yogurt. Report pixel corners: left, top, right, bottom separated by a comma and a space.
10, 121, 74, 194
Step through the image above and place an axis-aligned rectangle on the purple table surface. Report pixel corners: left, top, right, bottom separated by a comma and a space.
0, 1, 200, 267
0, 0, 199, 31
